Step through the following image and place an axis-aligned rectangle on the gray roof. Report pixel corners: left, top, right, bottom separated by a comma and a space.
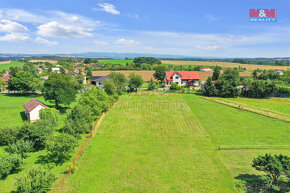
92, 75, 110, 82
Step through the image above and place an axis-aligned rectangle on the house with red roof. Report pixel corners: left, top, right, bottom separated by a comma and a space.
273, 70, 283, 75
24, 99, 47, 122
201, 67, 213, 72
164, 71, 200, 87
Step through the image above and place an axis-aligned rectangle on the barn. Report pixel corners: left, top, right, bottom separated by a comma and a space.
24, 99, 47, 122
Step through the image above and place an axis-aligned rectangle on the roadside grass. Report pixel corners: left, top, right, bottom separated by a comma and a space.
60, 94, 289, 193
98, 59, 133, 65
0, 61, 25, 72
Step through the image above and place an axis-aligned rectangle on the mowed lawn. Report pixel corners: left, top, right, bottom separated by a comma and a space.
221, 97, 290, 117
61, 94, 290, 193
0, 61, 24, 72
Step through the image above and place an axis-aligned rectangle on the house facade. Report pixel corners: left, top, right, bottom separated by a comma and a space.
24, 99, 47, 122
164, 71, 200, 87
91, 75, 111, 87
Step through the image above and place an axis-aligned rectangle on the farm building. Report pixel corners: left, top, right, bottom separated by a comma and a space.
274, 70, 283, 75
91, 75, 111, 87
164, 71, 200, 87
201, 67, 213, 72
24, 99, 47, 122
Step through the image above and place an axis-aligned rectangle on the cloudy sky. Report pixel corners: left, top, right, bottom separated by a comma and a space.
0, 0, 290, 57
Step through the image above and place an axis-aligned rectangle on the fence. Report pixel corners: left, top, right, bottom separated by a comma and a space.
218, 145, 290, 150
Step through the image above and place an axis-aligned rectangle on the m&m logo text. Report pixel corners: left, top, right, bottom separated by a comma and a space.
249, 9, 277, 22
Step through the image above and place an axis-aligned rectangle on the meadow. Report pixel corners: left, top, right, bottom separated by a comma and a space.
162, 60, 290, 71
60, 94, 290, 193
0, 61, 25, 72
98, 59, 133, 65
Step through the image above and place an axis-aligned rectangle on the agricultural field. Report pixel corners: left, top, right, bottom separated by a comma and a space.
0, 61, 25, 72
98, 59, 133, 65
29, 60, 58, 64
60, 94, 290, 193
162, 60, 290, 71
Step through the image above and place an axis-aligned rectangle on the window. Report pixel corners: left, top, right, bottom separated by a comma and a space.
175, 76, 179, 79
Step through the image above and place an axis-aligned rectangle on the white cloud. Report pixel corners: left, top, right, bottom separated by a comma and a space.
205, 14, 219, 22
0, 19, 28, 33
96, 3, 120, 15
0, 33, 30, 42
114, 38, 139, 46
0, 9, 46, 23
37, 21, 92, 38
196, 44, 221, 51
128, 13, 139, 19
35, 37, 58, 46
94, 40, 109, 45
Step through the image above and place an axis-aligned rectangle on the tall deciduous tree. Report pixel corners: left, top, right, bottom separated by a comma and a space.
128, 73, 143, 92
154, 65, 167, 82
212, 66, 222, 81
8, 71, 41, 93
204, 77, 216, 96
110, 72, 127, 93
42, 73, 77, 108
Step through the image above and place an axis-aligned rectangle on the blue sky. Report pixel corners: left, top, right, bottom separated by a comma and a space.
0, 0, 289, 57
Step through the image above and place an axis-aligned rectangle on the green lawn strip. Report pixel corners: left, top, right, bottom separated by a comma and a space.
0, 61, 25, 72
202, 97, 290, 122
61, 94, 235, 193
98, 59, 133, 65
182, 95, 290, 189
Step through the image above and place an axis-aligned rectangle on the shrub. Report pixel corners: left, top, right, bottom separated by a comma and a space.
148, 79, 156, 90
0, 153, 22, 179
0, 126, 21, 145
40, 108, 59, 127
7, 139, 34, 158
45, 133, 77, 164
170, 83, 180, 90
16, 166, 56, 193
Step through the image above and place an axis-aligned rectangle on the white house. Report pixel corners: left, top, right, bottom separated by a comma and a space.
201, 67, 213, 72
164, 71, 200, 87
24, 99, 47, 122
52, 67, 61, 73
273, 70, 284, 75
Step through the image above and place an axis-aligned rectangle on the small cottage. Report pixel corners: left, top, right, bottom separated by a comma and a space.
24, 99, 47, 122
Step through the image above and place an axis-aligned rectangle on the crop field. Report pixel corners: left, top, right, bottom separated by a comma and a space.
162, 60, 290, 71
29, 60, 58, 64
60, 94, 290, 193
92, 70, 156, 81
0, 61, 25, 72
99, 59, 133, 65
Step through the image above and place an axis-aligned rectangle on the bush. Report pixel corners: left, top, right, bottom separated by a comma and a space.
40, 108, 59, 127
45, 133, 77, 164
148, 79, 156, 90
16, 166, 56, 193
0, 153, 22, 179
7, 139, 34, 158
170, 83, 180, 90
0, 126, 21, 145
63, 104, 93, 136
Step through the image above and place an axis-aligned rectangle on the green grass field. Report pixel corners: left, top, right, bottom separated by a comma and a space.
61, 94, 290, 193
99, 59, 133, 65
221, 97, 290, 117
0, 61, 25, 72
0, 94, 80, 193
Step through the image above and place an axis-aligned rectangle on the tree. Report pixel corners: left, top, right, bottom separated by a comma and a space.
64, 104, 93, 136
16, 166, 56, 193
248, 80, 277, 98
154, 65, 167, 82
45, 134, 77, 164
133, 57, 161, 65
103, 79, 118, 97
84, 58, 98, 64
252, 154, 290, 184
86, 68, 92, 81
128, 73, 143, 92
204, 77, 216, 96
40, 108, 59, 127
7, 139, 34, 158
147, 78, 156, 90
212, 66, 222, 81
215, 68, 240, 98
23, 63, 38, 76
0, 153, 22, 179
8, 71, 41, 93
170, 83, 179, 90
79, 87, 110, 118
42, 73, 77, 108
110, 72, 127, 93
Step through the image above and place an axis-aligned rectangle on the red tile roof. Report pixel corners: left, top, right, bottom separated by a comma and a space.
1, 75, 10, 82
24, 98, 47, 113
165, 71, 200, 81
75, 67, 86, 70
